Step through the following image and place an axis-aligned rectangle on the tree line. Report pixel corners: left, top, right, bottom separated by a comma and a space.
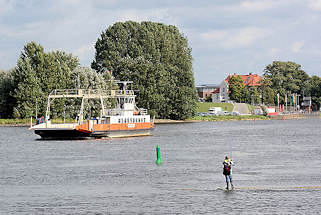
0, 42, 114, 119
0, 21, 198, 120
228, 61, 321, 111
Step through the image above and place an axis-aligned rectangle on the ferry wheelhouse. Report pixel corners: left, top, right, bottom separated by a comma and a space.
30, 80, 154, 139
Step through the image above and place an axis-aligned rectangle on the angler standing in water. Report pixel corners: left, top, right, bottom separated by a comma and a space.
223, 155, 234, 190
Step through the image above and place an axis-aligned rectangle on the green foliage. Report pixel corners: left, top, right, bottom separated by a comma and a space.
92, 21, 198, 120
228, 76, 244, 102
191, 114, 268, 121
0, 118, 31, 125
0, 42, 78, 118
308, 76, 321, 110
0, 69, 15, 118
249, 87, 260, 105
9, 41, 79, 118
263, 61, 309, 105
261, 87, 274, 105
241, 87, 250, 103
0, 118, 74, 125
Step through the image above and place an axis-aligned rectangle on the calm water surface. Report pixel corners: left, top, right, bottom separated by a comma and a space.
1, 119, 321, 214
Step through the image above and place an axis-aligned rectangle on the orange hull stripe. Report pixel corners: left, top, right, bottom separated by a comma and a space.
76, 122, 154, 132
94, 122, 153, 131
76, 122, 89, 131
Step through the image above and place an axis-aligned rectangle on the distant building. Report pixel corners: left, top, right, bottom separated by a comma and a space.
196, 84, 219, 101
212, 73, 262, 103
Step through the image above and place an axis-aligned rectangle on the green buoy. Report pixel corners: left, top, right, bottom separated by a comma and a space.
156, 145, 162, 165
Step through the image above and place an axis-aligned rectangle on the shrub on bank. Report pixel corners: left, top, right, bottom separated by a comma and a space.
0, 118, 75, 125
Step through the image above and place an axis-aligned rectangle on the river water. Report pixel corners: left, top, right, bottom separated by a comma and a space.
1, 118, 321, 214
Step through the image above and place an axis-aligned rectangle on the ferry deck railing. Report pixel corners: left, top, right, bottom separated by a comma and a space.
49, 89, 135, 99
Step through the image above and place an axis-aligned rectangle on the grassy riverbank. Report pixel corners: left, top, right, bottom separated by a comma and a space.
0, 118, 75, 126
197, 102, 234, 112
0, 118, 30, 126
189, 115, 269, 121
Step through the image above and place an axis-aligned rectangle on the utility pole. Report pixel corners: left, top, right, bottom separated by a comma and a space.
285, 93, 287, 111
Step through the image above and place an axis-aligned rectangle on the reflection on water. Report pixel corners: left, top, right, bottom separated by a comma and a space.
1, 118, 321, 214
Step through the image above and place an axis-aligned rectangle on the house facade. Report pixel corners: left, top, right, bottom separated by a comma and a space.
196, 84, 219, 101
211, 81, 229, 102
212, 73, 262, 103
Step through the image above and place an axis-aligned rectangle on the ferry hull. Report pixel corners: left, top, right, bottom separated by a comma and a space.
35, 128, 91, 140
34, 128, 153, 140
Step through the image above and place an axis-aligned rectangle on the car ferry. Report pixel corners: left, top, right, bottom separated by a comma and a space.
30, 80, 154, 139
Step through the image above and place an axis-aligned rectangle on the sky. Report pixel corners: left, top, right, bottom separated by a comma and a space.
1, 0, 321, 85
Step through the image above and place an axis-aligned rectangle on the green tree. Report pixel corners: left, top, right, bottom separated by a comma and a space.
249, 87, 260, 105
11, 41, 79, 118
228, 76, 244, 102
263, 61, 309, 105
307, 76, 321, 110
241, 87, 250, 103
92, 21, 197, 120
0, 69, 15, 118
259, 77, 274, 105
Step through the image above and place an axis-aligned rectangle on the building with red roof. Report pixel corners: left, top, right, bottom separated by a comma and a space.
225, 73, 262, 87
212, 73, 262, 103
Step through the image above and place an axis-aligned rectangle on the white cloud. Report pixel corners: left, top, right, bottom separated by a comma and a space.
239, 0, 281, 11
54, 0, 116, 7
116, 8, 172, 23
0, 0, 13, 16
292, 41, 304, 53
200, 27, 273, 48
308, 0, 321, 11
266, 48, 282, 58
